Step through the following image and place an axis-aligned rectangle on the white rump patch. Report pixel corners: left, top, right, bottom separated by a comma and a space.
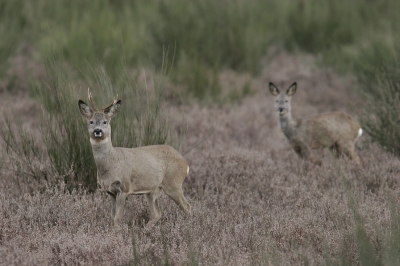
358, 128, 363, 138
187, 166, 190, 175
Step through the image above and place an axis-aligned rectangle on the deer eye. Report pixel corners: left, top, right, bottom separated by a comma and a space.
285, 100, 288, 103
90, 121, 93, 124
103, 121, 107, 125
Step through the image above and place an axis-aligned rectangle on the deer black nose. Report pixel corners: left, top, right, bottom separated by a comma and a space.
93, 129, 103, 138
278, 108, 284, 113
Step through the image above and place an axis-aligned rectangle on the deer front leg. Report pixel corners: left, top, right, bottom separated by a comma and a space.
114, 192, 127, 226
301, 148, 310, 170
110, 180, 127, 227
107, 192, 117, 227
294, 145, 309, 170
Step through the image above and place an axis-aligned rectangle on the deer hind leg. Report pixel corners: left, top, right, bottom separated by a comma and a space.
329, 142, 341, 158
163, 183, 191, 216
145, 187, 163, 224
338, 141, 360, 164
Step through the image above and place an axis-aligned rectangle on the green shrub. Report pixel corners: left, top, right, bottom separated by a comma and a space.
359, 62, 400, 157
150, 0, 272, 72
2, 0, 399, 102
172, 53, 221, 100
148, 0, 274, 99
281, 0, 361, 53
1, 0, 400, 102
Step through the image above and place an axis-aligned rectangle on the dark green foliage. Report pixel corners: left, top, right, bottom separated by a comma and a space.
172, 54, 221, 100
1, 0, 400, 102
148, 0, 273, 99
38, 0, 147, 79
282, 0, 358, 52
359, 62, 400, 157
150, 0, 272, 72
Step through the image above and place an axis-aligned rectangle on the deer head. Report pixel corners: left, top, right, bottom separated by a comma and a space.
78, 89, 121, 142
269, 82, 297, 117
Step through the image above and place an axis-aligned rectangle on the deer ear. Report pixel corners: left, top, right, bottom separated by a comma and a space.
269, 82, 280, 96
78, 100, 93, 119
286, 82, 297, 96
104, 100, 121, 119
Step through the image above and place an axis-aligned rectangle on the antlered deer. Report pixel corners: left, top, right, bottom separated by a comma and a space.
269, 82, 362, 166
78, 90, 191, 227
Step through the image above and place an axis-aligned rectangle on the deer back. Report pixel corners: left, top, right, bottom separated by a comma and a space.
301, 111, 360, 148
96, 145, 188, 195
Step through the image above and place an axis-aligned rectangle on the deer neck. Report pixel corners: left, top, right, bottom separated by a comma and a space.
90, 137, 116, 174
279, 113, 298, 140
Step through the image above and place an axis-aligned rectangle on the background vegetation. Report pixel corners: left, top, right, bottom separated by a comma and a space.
2, 60, 172, 191
1, 0, 400, 265
2, 0, 398, 99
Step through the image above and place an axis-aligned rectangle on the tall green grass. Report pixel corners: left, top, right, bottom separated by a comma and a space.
1, 59, 174, 190
1, 0, 400, 100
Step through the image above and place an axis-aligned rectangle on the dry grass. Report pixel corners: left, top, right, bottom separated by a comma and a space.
1, 52, 400, 265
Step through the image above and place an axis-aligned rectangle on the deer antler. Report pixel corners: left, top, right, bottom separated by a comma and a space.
88, 88, 99, 111
102, 94, 119, 111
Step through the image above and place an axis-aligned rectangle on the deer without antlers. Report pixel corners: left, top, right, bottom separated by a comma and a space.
79, 90, 191, 227
269, 82, 362, 166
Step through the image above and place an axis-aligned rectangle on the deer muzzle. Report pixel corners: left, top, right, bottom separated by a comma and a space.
93, 129, 103, 138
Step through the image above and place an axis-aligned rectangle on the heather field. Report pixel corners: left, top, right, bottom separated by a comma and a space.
1, 52, 399, 265
1, 0, 400, 265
